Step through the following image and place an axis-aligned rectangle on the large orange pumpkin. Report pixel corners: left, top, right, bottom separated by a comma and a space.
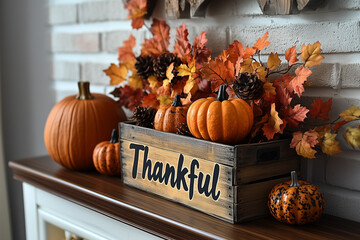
187, 85, 254, 145
93, 129, 121, 176
44, 82, 127, 170
268, 171, 325, 225
154, 94, 189, 133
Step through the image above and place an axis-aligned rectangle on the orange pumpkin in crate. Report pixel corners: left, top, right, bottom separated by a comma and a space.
44, 82, 127, 170
93, 129, 121, 176
187, 85, 254, 145
154, 94, 189, 133
268, 171, 325, 225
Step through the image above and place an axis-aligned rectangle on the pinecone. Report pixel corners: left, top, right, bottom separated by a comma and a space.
135, 55, 154, 80
153, 53, 182, 81
132, 106, 157, 128
233, 72, 264, 100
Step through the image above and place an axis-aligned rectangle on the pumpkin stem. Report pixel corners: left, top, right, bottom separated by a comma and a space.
171, 94, 182, 107
110, 129, 119, 144
289, 171, 301, 187
216, 85, 228, 102
76, 81, 94, 100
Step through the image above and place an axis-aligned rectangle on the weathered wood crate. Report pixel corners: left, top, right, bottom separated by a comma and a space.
119, 121, 300, 223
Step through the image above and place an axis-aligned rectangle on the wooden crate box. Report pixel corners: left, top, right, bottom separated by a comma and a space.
119, 122, 300, 223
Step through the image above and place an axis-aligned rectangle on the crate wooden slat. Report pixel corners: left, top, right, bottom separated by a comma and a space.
119, 122, 300, 223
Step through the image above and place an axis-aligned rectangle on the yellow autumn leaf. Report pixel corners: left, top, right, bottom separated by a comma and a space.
340, 105, 360, 121
252, 62, 267, 81
267, 52, 281, 70
123, 59, 136, 73
184, 77, 198, 94
300, 41, 325, 68
240, 58, 253, 73
104, 63, 128, 85
128, 74, 142, 90
263, 82, 276, 99
177, 63, 195, 77
166, 63, 175, 83
157, 95, 173, 107
270, 103, 283, 131
148, 75, 159, 93
343, 127, 360, 149
321, 132, 342, 155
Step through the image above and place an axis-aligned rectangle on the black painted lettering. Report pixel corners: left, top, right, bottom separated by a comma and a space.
129, 143, 145, 179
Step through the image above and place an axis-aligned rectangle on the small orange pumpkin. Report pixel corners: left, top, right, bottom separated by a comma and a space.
154, 94, 189, 133
44, 82, 127, 171
187, 85, 254, 145
93, 129, 121, 176
268, 171, 325, 225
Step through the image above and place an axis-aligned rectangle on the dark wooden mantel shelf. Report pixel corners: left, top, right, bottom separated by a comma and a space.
10, 156, 360, 240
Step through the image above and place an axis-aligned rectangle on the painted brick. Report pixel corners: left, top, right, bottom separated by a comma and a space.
78, 0, 127, 23
341, 63, 360, 88
81, 62, 110, 84
326, 151, 360, 191
230, 0, 263, 16
52, 61, 80, 81
330, 0, 360, 10
48, 4, 77, 25
103, 30, 146, 53
230, 21, 360, 54
189, 25, 227, 56
51, 32, 100, 52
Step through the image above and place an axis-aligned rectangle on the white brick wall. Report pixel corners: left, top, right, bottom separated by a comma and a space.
48, 0, 360, 222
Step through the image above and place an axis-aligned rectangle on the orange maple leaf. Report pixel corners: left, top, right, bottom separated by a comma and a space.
104, 63, 128, 86
291, 66, 312, 97
284, 104, 309, 128
227, 40, 244, 64
201, 58, 235, 92
173, 23, 191, 61
309, 97, 332, 121
126, 0, 147, 29
253, 32, 270, 52
151, 19, 170, 51
274, 81, 292, 106
285, 46, 298, 66
314, 125, 342, 155
262, 103, 284, 140
141, 38, 164, 57
118, 34, 136, 62
267, 52, 281, 70
290, 130, 319, 159
300, 41, 325, 68
243, 46, 256, 59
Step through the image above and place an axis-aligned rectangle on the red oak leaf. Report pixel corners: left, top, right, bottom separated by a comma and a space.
274, 81, 292, 106
151, 19, 170, 52
333, 120, 349, 131
193, 31, 211, 68
173, 23, 191, 61
253, 32, 270, 52
110, 85, 143, 111
285, 104, 309, 128
285, 46, 298, 66
309, 97, 333, 121
126, 0, 147, 29
118, 34, 136, 62
291, 66, 312, 97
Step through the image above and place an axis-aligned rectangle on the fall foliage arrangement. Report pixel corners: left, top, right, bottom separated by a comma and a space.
104, 0, 360, 159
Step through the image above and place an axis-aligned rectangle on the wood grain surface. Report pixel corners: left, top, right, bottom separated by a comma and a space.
9, 156, 360, 240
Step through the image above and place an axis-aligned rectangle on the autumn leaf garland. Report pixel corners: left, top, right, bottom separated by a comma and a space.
104, 5, 360, 158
